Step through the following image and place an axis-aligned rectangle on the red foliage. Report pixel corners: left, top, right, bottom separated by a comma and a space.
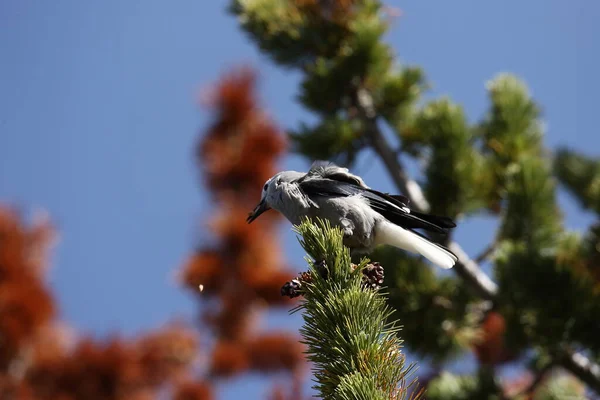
0, 208, 56, 371
180, 250, 223, 296
473, 311, 513, 365
246, 334, 305, 373
202, 292, 257, 341
0, 207, 204, 399
198, 68, 286, 200
25, 325, 198, 400
210, 340, 249, 377
174, 380, 214, 400
267, 379, 306, 400
247, 269, 298, 306
0, 67, 305, 399
183, 67, 306, 391
136, 325, 199, 385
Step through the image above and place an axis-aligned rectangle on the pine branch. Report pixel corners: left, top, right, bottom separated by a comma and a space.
354, 87, 600, 394
559, 350, 600, 394
513, 364, 553, 398
355, 88, 498, 301
474, 243, 496, 264
292, 218, 418, 399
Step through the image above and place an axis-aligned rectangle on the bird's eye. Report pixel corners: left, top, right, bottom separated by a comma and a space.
263, 183, 268, 191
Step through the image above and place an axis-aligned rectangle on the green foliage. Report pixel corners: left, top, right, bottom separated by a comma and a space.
479, 74, 544, 208
499, 155, 562, 246
290, 116, 365, 165
480, 74, 543, 163
378, 67, 427, 131
293, 219, 417, 399
230, 0, 388, 71
425, 372, 478, 400
533, 373, 587, 400
229, 0, 347, 67
425, 370, 504, 400
495, 235, 600, 356
582, 222, 600, 286
554, 148, 600, 213
492, 151, 600, 358
298, 56, 359, 114
374, 247, 479, 363
401, 99, 489, 217
232, 0, 404, 164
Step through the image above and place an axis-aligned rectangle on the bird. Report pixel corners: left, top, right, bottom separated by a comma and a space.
246, 161, 458, 269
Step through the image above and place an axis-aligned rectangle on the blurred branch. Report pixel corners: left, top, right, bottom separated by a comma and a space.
559, 350, 600, 394
356, 88, 430, 211
354, 87, 600, 393
474, 243, 496, 264
514, 364, 553, 398
356, 87, 498, 301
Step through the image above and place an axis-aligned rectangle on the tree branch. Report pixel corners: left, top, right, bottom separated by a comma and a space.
559, 350, 600, 394
354, 87, 600, 394
356, 88, 498, 300
474, 242, 497, 264
512, 364, 553, 398
356, 89, 430, 212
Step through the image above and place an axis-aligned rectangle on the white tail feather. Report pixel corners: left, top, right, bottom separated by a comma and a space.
375, 221, 457, 269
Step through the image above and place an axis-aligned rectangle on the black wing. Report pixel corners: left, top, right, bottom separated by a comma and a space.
298, 178, 455, 234
305, 161, 412, 208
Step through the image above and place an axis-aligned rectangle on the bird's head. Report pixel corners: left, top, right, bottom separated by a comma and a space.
246, 171, 302, 223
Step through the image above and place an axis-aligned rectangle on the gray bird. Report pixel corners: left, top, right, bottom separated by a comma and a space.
247, 161, 458, 269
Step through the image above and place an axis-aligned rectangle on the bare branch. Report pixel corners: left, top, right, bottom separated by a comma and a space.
474, 242, 497, 264
356, 88, 430, 212
447, 243, 498, 299
512, 364, 553, 398
560, 350, 600, 394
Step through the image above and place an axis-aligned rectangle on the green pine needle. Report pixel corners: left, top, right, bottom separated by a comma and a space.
292, 218, 418, 399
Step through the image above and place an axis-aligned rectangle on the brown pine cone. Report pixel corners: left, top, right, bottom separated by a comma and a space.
280, 279, 302, 298
361, 262, 384, 290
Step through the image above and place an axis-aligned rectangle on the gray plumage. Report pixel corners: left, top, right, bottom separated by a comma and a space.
247, 161, 458, 269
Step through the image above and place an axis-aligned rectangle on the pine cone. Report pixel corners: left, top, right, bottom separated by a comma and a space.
281, 279, 302, 298
312, 259, 329, 279
361, 262, 384, 290
280, 271, 314, 299
299, 271, 313, 284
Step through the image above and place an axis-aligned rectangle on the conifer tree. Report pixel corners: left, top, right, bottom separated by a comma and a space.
228, 0, 600, 397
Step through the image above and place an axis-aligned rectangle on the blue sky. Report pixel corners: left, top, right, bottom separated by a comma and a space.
1, 1, 599, 398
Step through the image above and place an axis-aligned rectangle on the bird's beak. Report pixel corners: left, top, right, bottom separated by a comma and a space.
247, 200, 270, 223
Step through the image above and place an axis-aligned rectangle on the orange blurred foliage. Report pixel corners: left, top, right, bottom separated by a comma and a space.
180, 67, 306, 392
0, 67, 306, 399
472, 311, 514, 366
210, 340, 249, 377
173, 380, 213, 400
0, 208, 200, 399
246, 334, 305, 373
0, 208, 56, 373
